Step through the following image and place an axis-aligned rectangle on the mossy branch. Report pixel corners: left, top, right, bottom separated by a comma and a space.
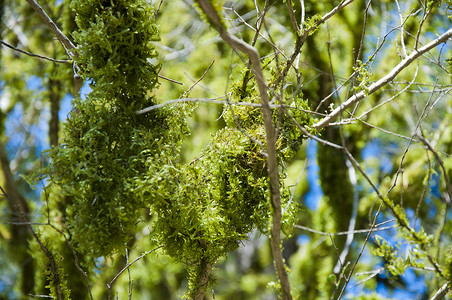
195, 1, 291, 299
193, 259, 213, 300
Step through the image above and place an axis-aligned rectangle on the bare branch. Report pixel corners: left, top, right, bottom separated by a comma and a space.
137, 95, 251, 114
415, 5, 431, 50
395, 0, 407, 58
158, 75, 183, 85
295, 221, 396, 236
1, 40, 71, 63
416, 134, 452, 204
277, 0, 356, 89
182, 59, 215, 97
300, 0, 305, 24
352, 268, 384, 288
283, 158, 308, 214
333, 159, 358, 274
281, 107, 343, 149
107, 246, 164, 299
154, 0, 164, 18
228, 7, 287, 59
313, 28, 452, 130
286, 0, 299, 32
430, 281, 451, 300
25, 0, 76, 52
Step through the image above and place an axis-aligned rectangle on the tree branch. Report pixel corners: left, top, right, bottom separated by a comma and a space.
107, 246, 163, 300
416, 133, 452, 204
24, 0, 83, 95
313, 28, 452, 130
286, 0, 299, 32
0, 40, 71, 63
276, 0, 356, 90
430, 281, 451, 300
25, 0, 76, 53
195, 1, 291, 299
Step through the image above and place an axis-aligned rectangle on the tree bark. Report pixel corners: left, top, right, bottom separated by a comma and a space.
194, 258, 212, 300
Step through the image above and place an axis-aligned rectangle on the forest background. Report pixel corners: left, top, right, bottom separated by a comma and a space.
0, 0, 451, 299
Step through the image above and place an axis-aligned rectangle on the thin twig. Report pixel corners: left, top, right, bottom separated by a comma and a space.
283, 158, 308, 214
48, 222, 94, 300
25, 0, 76, 53
136, 95, 321, 115
333, 159, 359, 274
41, 184, 94, 300
158, 74, 183, 85
107, 246, 164, 300
182, 59, 215, 97
154, 0, 164, 18
395, 0, 407, 58
295, 221, 396, 236
281, 107, 343, 149
313, 28, 452, 129
286, 0, 299, 32
353, 0, 371, 68
300, 0, 305, 25
277, 0, 356, 90
416, 134, 452, 204
228, 7, 287, 59
344, 64, 419, 122
315, 22, 405, 113
351, 268, 384, 288
126, 248, 132, 300
415, 5, 431, 50
387, 80, 438, 197
29, 294, 54, 298
1, 40, 71, 63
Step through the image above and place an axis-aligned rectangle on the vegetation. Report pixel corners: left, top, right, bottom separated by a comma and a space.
0, 0, 451, 299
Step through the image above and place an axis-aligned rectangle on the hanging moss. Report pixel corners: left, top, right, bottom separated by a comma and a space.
44, 0, 314, 296
71, 0, 161, 111
45, 0, 189, 257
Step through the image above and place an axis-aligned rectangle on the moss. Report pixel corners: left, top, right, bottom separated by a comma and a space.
46, 0, 187, 257
45, 0, 314, 296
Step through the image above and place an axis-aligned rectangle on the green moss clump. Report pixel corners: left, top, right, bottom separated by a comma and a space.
45, 0, 190, 257
71, 0, 160, 112
44, 1, 314, 296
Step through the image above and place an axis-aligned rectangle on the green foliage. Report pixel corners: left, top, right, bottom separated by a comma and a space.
445, 246, 452, 279
43, 0, 311, 295
303, 14, 322, 36
372, 235, 408, 277
46, 101, 188, 256
71, 0, 160, 112
144, 127, 270, 263
3, 0, 451, 298
226, 71, 311, 161
45, 0, 189, 257
353, 60, 374, 94
372, 235, 427, 279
